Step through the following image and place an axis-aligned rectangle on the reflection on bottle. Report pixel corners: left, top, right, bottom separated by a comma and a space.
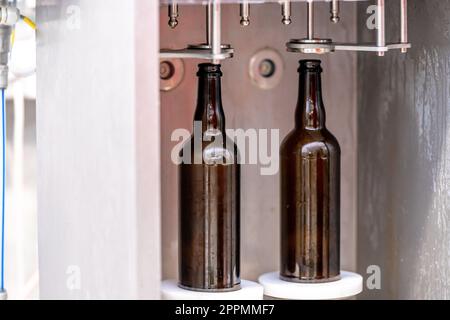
280, 60, 341, 283
179, 64, 240, 292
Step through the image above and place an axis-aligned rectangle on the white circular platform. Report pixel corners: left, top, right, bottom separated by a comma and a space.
161, 280, 264, 300
0, 290, 7, 300
259, 271, 363, 300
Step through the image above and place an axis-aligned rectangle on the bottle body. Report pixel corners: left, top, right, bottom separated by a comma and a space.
280, 60, 341, 283
179, 64, 240, 291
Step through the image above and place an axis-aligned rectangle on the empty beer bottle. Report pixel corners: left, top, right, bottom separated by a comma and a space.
280, 60, 341, 283
179, 63, 240, 292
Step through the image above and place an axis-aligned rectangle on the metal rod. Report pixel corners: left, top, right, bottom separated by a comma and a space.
330, 0, 340, 23
307, 0, 314, 40
206, 2, 212, 45
240, 0, 250, 26
400, 0, 408, 53
376, 0, 385, 56
281, 0, 292, 25
211, 1, 221, 64
168, 1, 179, 29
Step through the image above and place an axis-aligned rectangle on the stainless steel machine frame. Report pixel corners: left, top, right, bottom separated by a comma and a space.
160, 0, 411, 60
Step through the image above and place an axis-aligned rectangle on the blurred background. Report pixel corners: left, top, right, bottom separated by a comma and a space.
4, 0, 37, 300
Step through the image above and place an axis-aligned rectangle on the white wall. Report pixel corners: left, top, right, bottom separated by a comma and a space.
36, 0, 160, 299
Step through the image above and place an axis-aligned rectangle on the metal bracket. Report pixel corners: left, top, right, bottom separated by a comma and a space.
287, 41, 411, 54
160, 46, 234, 60
160, 1, 233, 62
287, 0, 410, 55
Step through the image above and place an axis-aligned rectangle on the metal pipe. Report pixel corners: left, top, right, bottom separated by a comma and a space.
281, 0, 292, 25
211, 1, 221, 64
307, 0, 314, 40
240, 0, 250, 26
168, 1, 179, 29
400, 0, 408, 53
206, 2, 212, 45
330, 0, 340, 23
376, 0, 385, 56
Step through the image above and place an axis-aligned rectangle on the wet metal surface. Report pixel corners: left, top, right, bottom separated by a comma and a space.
357, 0, 450, 300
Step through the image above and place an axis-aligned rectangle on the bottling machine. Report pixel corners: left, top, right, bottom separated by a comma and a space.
23, 0, 450, 300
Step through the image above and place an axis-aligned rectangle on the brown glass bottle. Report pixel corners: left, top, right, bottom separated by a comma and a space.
280, 60, 341, 283
179, 63, 240, 292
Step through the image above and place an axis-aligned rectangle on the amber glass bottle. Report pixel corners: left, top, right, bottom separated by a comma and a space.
280, 60, 341, 283
179, 63, 240, 292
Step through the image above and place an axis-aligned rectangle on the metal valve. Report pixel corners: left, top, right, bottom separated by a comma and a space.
281, 0, 292, 25
286, 0, 333, 54
168, 1, 179, 29
240, 1, 250, 26
330, 0, 340, 23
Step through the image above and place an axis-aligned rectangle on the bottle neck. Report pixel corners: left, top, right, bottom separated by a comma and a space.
295, 70, 326, 130
194, 74, 225, 134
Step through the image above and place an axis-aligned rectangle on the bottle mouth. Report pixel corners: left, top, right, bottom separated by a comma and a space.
298, 60, 322, 72
197, 63, 222, 77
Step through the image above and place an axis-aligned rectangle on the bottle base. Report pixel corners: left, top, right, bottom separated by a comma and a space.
279, 274, 341, 284
259, 271, 363, 300
178, 282, 242, 293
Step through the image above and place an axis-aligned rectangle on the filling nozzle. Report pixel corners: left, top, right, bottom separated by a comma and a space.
168, 1, 179, 29
330, 0, 340, 23
240, 1, 250, 27
281, 0, 292, 25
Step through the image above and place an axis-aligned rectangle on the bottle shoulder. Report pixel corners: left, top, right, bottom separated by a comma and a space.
281, 128, 341, 156
179, 133, 239, 165
180, 133, 239, 150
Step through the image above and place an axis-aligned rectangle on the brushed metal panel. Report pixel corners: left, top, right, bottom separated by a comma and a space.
357, 0, 450, 299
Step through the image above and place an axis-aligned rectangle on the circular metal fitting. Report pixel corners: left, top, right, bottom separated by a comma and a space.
160, 58, 184, 92
0, 290, 7, 300
249, 48, 284, 90
287, 38, 334, 54
187, 43, 232, 50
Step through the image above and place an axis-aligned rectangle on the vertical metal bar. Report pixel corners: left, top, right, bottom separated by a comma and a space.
168, 0, 179, 29
281, 0, 292, 25
211, 0, 221, 64
400, 0, 408, 53
330, 0, 340, 23
377, 0, 385, 56
240, 0, 250, 26
307, 0, 314, 40
206, 2, 212, 45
